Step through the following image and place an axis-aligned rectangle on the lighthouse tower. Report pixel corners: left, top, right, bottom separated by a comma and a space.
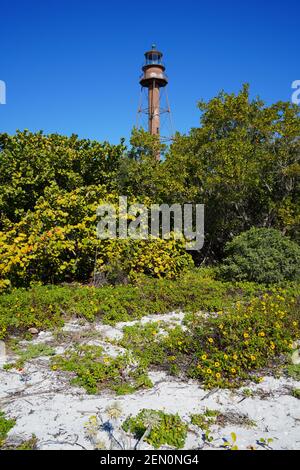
139, 45, 169, 143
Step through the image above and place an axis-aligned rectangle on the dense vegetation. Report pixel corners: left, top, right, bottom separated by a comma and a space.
117, 288, 299, 389
1, 268, 298, 391
0, 268, 268, 338
0, 85, 299, 290
0, 85, 299, 399
219, 227, 300, 284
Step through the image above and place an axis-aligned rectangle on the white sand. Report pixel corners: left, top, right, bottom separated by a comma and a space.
0, 315, 299, 450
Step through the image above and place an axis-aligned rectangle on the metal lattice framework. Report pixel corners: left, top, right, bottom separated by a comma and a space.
137, 86, 174, 143
137, 46, 175, 146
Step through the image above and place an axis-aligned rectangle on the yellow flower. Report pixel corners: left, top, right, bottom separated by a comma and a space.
224, 354, 228, 360
258, 332, 265, 337
233, 354, 238, 360
201, 354, 207, 360
178, 341, 183, 345
243, 332, 249, 338
231, 368, 237, 374
214, 362, 220, 368
206, 368, 212, 374
250, 355, 256, 361
293, 321, 297, 327
270, 344, 275, 350
208, 338, 214, 343
216, 372, 221, 379
197, 364, 202, 369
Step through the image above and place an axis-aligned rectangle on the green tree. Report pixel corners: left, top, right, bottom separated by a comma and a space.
117, 128, 166, 199
162, 85, 300, 258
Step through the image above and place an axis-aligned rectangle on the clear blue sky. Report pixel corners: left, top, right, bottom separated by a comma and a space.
0, 0, 299, 144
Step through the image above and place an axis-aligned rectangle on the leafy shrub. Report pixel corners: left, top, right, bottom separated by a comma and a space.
0, 184, 193, 287
122, 409, 187, 449
219, 228, 300, 284
0, 279, 10, 294
0, 130, 124, 226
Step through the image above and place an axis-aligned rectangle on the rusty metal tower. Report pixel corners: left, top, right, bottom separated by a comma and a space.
138, 45, 173, 158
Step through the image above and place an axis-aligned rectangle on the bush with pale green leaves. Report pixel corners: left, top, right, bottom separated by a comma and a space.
219, 228, 300, 284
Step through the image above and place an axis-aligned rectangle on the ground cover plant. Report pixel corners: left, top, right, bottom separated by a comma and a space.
190, 409, 256, 434
286, 364, 300, 380
0, 411, 15, 447
117, 291, 300, 389
2, 268, 298, 340
4, 343, 56, 370
4, 435, 38, 450
190, 409, 221, 432
122, 409, 188, 449
51, 345, 152, 395
0, 410, 37, 450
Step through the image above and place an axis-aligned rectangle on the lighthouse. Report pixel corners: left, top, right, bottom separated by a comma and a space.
139, 45, 168, 139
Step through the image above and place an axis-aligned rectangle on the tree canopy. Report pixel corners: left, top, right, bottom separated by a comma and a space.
0, 85, 299, 288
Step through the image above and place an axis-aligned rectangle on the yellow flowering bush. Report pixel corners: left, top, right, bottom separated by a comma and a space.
188, 292, 299, 387
0, 185, 193, 288
114, 288, 299, 389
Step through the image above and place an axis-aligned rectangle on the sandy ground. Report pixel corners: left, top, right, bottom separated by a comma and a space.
0, 314, 299, 450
